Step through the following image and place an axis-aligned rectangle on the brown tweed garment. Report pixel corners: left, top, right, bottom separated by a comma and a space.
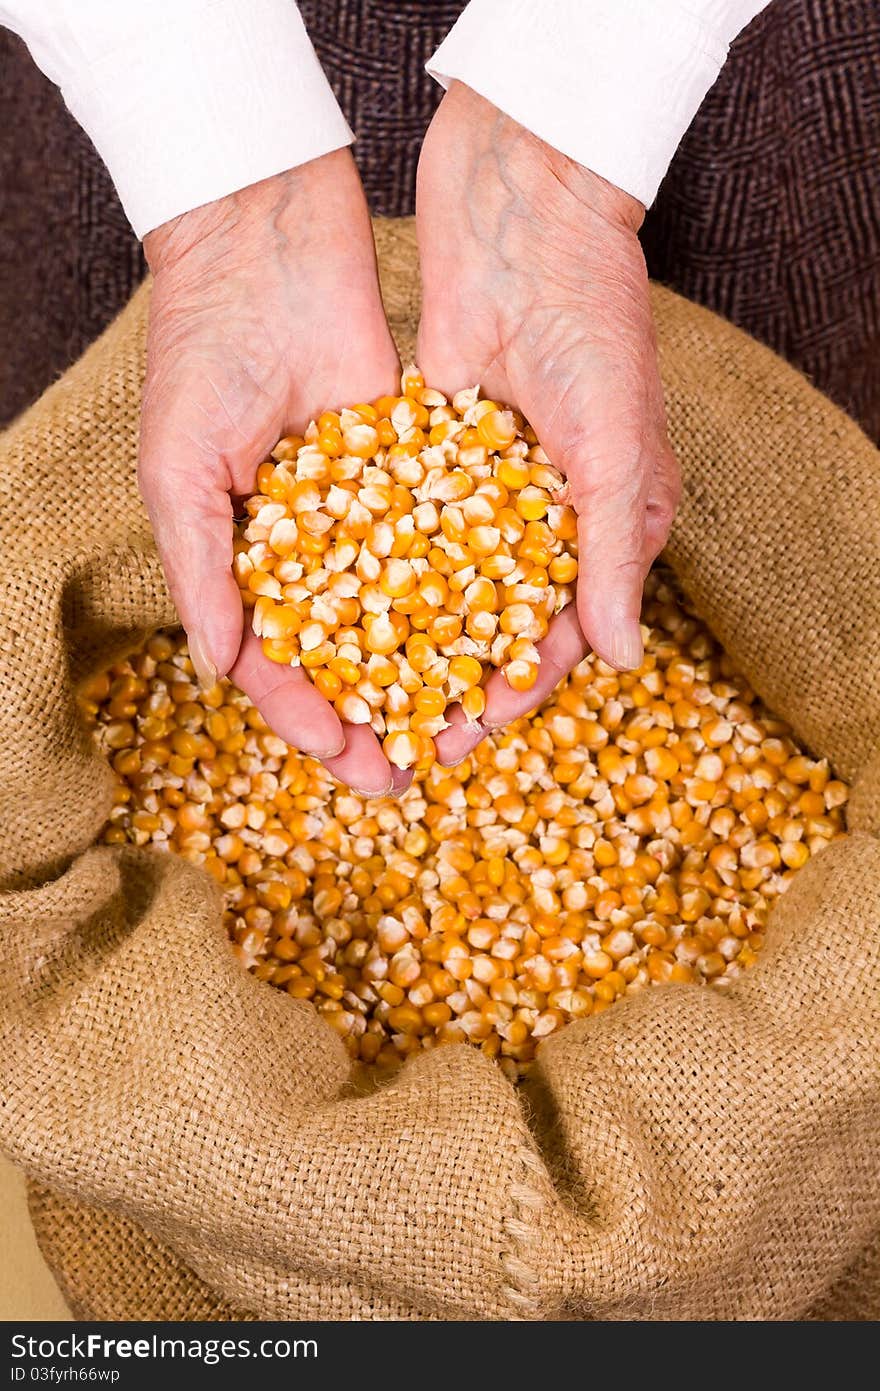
0, 33, 146, 430
641, 0, 880, 443
1, 0, 878, 438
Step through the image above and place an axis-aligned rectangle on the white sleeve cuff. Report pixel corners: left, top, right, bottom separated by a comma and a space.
46, 0, 353, 238
428, 0, 770, 208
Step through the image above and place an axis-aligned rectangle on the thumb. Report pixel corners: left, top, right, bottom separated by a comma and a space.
534, 398, 651, 671
570, 443, 648, 672
137, 442, 245, 689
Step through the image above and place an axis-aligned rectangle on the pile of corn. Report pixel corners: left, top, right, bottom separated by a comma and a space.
236, 366, 578, 769
81, 572, 848, 1080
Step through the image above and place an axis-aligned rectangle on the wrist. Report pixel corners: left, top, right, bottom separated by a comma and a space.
440, 81, 645, 235
144, 167, 296, 275
539, 147, 646, 236
143, 151, 360, 276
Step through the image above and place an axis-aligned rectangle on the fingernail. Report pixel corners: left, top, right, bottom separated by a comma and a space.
609, 624, 643, 671
315, 738, 346, 759
188, 631, 217, 690
436, 743, 478, 767
350, 783, 393, 800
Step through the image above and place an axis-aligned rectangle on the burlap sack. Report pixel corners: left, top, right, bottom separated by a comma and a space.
1, 220, 878, 1322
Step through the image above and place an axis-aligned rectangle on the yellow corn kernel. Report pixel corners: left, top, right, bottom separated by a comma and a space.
384, 731, 421, 769
343, 423, 380, 458
262, 637, 298, 664
300, 641, 336, 670
477, 409, 517, 452
363, 614, 399, 656
313, 669, 343, 701
461, 687, 486, 723
260, 605, 302, 641
496, 456, 530, 490
448, 655, 483, 689
515, 485, 550, 521
503, 659, 538, 692
380, 557, 416, 598
414, 687, 446, 717
548, 553, 578, 584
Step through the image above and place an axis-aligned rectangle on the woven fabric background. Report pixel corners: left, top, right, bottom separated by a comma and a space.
0, 218, 878, 1321
2, 0, 879, 435
0, 32, 147, 431
641, 0, 880, 442
297, 0, 463, 216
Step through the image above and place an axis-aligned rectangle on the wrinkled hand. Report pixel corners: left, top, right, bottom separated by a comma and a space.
416, 83, 679, 764
140, 152, 407, 796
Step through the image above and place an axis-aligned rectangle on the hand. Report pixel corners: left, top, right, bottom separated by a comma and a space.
140, 153, 408, 796
416, 83, 679, 764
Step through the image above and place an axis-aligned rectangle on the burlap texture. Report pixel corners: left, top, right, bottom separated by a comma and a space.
1, 220, 878, 1321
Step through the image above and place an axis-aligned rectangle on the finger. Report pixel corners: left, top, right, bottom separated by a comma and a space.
321, 722, 396, 798
433, 701, 483, 768
389, 767, 415, 797
138, 455, 245, 688
229, 627, 345, 758
644, 444, 681, 565
485, 603, 589, 727
570, 452, 648, 672
434, 605, 590, 764
509, 365, 653, 672
416, 330, 465, 401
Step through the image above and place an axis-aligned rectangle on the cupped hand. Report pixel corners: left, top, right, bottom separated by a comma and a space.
140, 152, 407, 795
416, 83, 680, 765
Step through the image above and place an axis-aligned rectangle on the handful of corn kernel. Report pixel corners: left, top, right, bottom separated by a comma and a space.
235, 366, 578, 768
82, 571, 848, 1079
